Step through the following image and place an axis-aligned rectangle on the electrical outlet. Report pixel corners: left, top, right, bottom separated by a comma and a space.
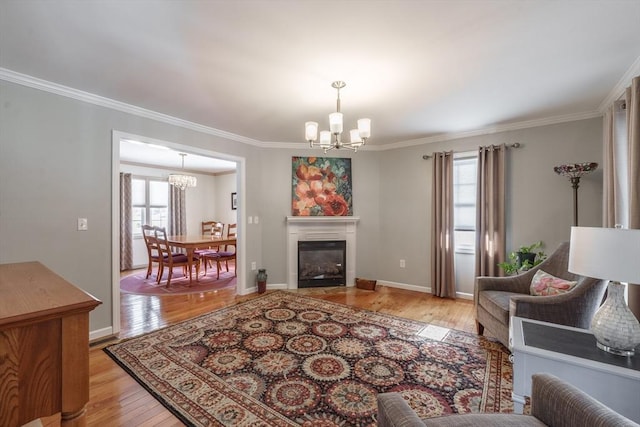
400, 259, 406, 268
248, 216, 253, 224
254, 216, 259, 224
251, 262, 257, 270
77, 218, 88, 231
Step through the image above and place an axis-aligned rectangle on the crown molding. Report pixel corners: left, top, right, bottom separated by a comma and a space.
1, 67, 606, 152
598, 55, 640, 113
375, 110, 603, 151
264, 110, 602, 152
0, 67, 263, 146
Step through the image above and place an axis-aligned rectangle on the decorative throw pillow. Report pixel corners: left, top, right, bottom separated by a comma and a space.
530, 270, 578, 296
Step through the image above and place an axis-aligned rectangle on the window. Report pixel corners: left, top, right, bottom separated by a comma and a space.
453, 155, 478, 253
132, 177, 169, 237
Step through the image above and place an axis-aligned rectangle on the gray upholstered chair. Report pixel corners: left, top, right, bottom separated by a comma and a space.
377, 373, 639, 427
474, 241, 607, 348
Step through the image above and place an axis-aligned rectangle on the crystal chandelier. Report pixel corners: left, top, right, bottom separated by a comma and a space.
168, 153, 197, 190
305, 81, 371, 152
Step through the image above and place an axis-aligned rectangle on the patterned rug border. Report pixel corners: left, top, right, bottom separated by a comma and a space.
109, 291, 501, 347
104, 290, 511, 426
120, 269, 237, 296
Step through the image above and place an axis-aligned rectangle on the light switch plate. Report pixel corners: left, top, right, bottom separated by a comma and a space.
77, 218, 88, 231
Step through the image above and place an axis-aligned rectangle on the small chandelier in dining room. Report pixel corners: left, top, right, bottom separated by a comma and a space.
168, 153, 197, 190
305, 81, 371, 152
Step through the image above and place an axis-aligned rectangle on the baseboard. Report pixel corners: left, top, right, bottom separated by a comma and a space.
90, 326, 114, 341
377, 280, 431, 293
456, 292, 473, 301
378, 280, 473, 301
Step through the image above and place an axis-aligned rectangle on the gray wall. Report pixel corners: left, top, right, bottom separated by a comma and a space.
0, 79, 603, 335
0, 81, 262, 333
375, 118, 603, 293
255, 149, 382, 284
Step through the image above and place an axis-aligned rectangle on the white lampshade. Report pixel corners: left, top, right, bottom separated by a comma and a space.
329, 112, 343, 134
358, 118, 371, 139
305, 121, 318, 142
319, 131, 331, 148
350, 129, 362, 144
568, 226, 640, 283
569, 226, 640, 356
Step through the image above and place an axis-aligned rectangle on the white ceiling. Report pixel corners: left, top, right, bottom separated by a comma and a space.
1, 0, 640, 155
119, 139, 237, 174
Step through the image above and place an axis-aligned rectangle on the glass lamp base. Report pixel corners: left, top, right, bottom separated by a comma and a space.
591, 281, 640, 358
596, 341, 636, 357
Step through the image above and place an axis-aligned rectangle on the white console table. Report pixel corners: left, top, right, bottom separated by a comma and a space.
510, 316, 640, 423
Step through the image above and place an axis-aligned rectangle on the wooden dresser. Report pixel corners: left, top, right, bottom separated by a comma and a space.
0, 262, 102, 427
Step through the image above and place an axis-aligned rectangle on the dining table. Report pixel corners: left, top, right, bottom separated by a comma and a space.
166, 234, 237, 283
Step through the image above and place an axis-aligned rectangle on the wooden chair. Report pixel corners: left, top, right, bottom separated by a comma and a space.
201, 222, 235, 278
226, 223, 237, 243
154, 227, 200, 286
141, 225, 162, 281
203, 223, 236, 279
200, 222, 226, 275
211, 222, 224, 238
196, 221, 223, 273
201, 220, 220, 236
220, 223, 237, 272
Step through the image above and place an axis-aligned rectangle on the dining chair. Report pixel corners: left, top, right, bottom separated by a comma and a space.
196, 221, 222, 272
201, 220, 219, 236
211, 222, 224, 238
141, 225, 162, 281
208, 223, 236, 279
154, 226, 200, 286
201, 222, 236, 278
200, 222, 227, 275
220, 223, 237, 272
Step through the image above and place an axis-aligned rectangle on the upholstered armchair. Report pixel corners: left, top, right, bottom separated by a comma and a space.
377, 373, 639, 427
474, 242, 607, 349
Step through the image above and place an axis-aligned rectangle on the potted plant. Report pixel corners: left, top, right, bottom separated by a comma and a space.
498, 241, 547, 275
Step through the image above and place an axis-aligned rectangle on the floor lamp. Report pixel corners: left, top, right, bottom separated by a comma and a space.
553, 162, 598, 226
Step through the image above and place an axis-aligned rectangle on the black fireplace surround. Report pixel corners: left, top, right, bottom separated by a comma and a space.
297, 240, 346, 288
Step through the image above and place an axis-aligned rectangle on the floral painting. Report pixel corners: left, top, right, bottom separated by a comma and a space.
292, 157, 353, 216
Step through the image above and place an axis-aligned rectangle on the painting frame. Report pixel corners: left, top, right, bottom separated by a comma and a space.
231, 192, 237, 210
291, 156, 353, 216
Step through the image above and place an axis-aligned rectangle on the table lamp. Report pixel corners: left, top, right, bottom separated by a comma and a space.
568, 226, 640, 356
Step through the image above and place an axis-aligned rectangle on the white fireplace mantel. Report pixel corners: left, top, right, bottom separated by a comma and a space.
286, 216, 359, 289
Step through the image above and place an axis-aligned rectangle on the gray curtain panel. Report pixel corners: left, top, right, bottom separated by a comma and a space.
602, 100, 625, 228
604, 75, 640, 315
475, 144, 506, 277
430, 151, 456, 298
626, 76, 640, 230
119, 172, 133, 271
169, 184, 186, 236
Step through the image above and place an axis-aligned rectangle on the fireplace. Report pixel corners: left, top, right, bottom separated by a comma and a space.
298, 240, 346, 288
286, 216, 359, 289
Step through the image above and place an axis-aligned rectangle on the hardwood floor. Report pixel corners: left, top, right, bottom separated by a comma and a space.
79, 283, 476, 426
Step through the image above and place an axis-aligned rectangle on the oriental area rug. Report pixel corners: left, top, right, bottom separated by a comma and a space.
104, 291, 512, 426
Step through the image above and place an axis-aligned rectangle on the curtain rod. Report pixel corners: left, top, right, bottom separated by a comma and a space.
422, 142, 521, 159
